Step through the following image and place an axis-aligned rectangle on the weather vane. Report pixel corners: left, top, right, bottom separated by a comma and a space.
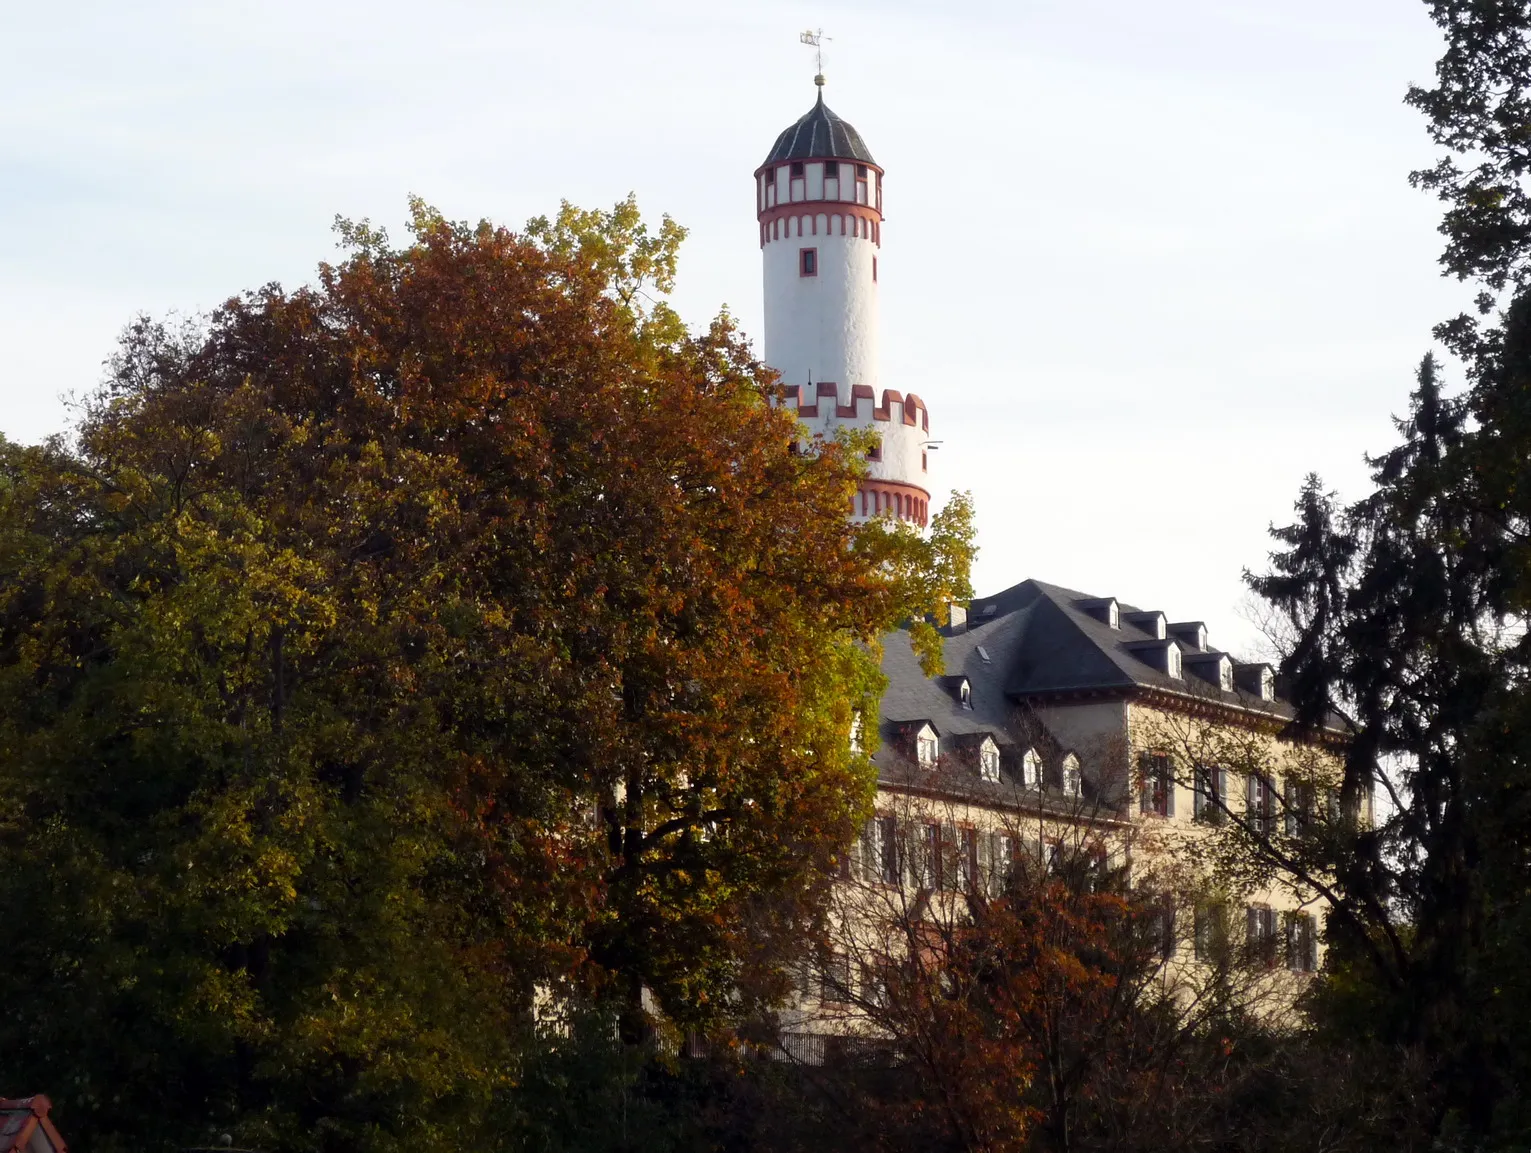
799, 28, 830, 87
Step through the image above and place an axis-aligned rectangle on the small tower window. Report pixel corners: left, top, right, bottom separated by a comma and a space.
791, 162, 805, 178
856, 164, 868, 178
824, 161, 839, 179
866, 439, 882, 462
873, 256, 878, 282
800, 248, 818, 277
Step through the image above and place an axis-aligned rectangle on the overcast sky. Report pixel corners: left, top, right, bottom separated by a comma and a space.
1, 0, 1466, 656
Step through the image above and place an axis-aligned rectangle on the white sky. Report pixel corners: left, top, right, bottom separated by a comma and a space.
1, 0, 1465, 657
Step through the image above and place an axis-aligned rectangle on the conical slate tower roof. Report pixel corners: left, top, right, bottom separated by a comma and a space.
762, 90, 876, 166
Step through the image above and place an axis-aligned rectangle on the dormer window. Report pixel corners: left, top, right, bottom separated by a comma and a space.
1233, 662, 1277, 701
1168, 621, 1208, 651
1062, 753, 1082, 797
1124, 611, 1167, 639
941, 675, 973, 708
979, 737, 1000, 783
1077, 597, 1119, 627
1021, 747, 1041, 788
1125, 639, 1182, 678
1184, 651, 1233, 691
916, 724, 939, 769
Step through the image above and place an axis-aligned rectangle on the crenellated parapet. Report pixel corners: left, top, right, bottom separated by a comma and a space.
782, 383, 929, 431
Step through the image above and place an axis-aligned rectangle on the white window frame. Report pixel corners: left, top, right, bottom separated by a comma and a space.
979, 737, 1001, 783
916, 724, 939, 769
1062, 753, 1082, 797
1021, 747, 1041, 788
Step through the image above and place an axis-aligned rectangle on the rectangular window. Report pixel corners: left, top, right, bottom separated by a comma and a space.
873, 256, 878, 281
1247, 904, 1278, 967
1151, 896, 1177, 961
791, 161, 805, 178
800, 247, 818, 277
1285, 912, 1318, 972
864, 815, 899, 885
1139, 752, 1174, 817
1194, 901, 1228, 962
1246, 774, 1275, 837
959, 826, 979, 891
823, 160, 839, 180
990, 832, 1015, 895
1284, 781, 1314, 836
820, 952, 852, 1002
1194, 764, 1227, 824
920, 821, 942, 890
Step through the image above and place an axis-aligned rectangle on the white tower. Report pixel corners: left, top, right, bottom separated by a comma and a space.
756, 80, 932, 527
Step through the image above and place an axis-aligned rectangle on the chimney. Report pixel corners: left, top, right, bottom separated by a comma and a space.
948, 603, 968, 634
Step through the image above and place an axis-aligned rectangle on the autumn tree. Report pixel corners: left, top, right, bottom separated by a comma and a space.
0, 196, 973, 1152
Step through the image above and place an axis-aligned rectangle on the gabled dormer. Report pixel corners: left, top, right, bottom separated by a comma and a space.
939, 675, 973, 710
978, 734, 1001, 782
1124, 638, 1182, 679
1167, 621, 1207, 651
1123, 610, 1166, 639
905, 721, 940, 769
1077, 596, 1120, 629
1060, 752, 1082, 797
1021, 746, 1042, 788
1183, 651, 1233, 692
1234, 662, 1276, 701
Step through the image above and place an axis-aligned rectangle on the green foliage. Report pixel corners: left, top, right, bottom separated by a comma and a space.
0, 199, 970, 1152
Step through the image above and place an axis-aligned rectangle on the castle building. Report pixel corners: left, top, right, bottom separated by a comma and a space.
756, 84, 1347, 1052
757, 79, 932, 527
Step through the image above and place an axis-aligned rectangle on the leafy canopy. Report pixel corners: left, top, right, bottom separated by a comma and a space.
0, 197, 973, 1152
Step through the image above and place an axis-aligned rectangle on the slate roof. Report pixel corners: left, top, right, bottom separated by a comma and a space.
871, 578, 1312, 809
968, 579, 1291, 714
873, 610, 1123, 816
763, 91, 877, 166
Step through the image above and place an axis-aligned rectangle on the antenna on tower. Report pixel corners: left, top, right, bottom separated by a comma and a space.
799, 28, 830, 87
